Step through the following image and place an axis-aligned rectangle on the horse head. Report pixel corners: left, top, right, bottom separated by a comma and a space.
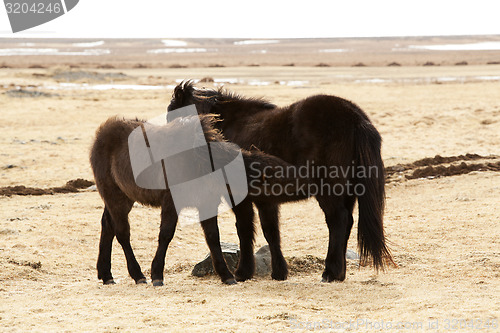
168, 80, 219, 117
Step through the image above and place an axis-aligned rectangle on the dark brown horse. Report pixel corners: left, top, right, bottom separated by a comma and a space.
167, 81, 393, 282
90, 114, 309, 286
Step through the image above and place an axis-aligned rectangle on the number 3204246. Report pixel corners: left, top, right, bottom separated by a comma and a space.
5, 2, 62, 14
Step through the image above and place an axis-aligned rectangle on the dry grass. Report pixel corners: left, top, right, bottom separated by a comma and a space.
0, 60, 499, 331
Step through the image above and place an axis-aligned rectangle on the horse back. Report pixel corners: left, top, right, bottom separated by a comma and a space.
289, 95, 375, 167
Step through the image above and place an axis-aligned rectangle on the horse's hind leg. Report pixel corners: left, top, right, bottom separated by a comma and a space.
233, 199, 256, 282
107, 198, 146, 284
97, 207, 115, 284
256, 202, 288, 280
200, 216, 236, 285
317, 195, 353, 282
151, 195, 179, 286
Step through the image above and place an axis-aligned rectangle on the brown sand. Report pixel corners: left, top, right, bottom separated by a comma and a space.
0, 43, 499, 331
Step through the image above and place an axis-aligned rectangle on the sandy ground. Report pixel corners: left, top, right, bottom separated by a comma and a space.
0, 51, 500, 331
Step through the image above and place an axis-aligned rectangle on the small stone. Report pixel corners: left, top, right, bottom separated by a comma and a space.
255, 245, 272, 276
346, 249, 360, 260
86, 185, 97, 191
2, 164, 16, 169
191, 242, 240, 277
192, 244, 360, 277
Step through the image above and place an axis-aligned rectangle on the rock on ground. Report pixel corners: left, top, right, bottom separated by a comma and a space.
192, 243, 359, 277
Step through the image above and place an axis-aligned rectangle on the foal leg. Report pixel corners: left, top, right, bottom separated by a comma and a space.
317, 195, 352, 282
201, 216, 236, 285
151, 195, 179, 286
96, 207, 115, 284
233, 199, 256, 281
108, 199, 147, 284
255, 202, 288, 280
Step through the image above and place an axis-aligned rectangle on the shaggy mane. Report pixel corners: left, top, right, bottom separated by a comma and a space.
174, 80, 276, 111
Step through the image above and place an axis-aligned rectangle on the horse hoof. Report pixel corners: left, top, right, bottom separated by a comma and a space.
136, 278, 147, 284
321, 276, 344, 283
103, 279, 116, 285
223, 278, 237, 285
271, 272, 288, 281
152, 280, 164, 287
235, 272, 252, 282
235, 276, 249, 282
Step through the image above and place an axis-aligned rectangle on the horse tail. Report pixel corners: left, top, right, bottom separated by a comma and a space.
354, 122, 393, 270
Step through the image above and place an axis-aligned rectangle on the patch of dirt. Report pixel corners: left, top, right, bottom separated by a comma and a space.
4, 89, 57, 98
411, 153, 492, 167
287, 255, 324, 273
169, 64, 188, 68
8, 259, 42, 270
0, 178, 94, 196
386, 154, 500, 182
407, 161, 500, 180
287, 255, 359, 275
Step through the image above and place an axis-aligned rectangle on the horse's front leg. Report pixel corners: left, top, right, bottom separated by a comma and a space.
255, 202, 288, 280
200, 216, 236, 285
151, 195, 179, 286
233, 199, 256, 281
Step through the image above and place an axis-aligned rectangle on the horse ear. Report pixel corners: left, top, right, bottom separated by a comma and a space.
173, 80, 196, 104
173, 82, 185, 102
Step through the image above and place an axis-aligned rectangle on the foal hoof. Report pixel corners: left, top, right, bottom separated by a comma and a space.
103, 279, 116, 285
152, 279, 164, 287
223, 278, 237, 285
136, 278, 147, 284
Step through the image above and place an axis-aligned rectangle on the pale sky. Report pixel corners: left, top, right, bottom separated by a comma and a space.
1, 0, 500, 38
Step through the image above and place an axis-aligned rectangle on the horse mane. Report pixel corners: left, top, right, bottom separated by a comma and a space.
173, 80, 276, 113
211, 87, 276, 110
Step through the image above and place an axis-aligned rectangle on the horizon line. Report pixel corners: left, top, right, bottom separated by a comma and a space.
1, 33, 500, 40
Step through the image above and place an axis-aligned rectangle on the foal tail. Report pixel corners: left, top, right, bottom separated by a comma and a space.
355, 122, 393, 270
